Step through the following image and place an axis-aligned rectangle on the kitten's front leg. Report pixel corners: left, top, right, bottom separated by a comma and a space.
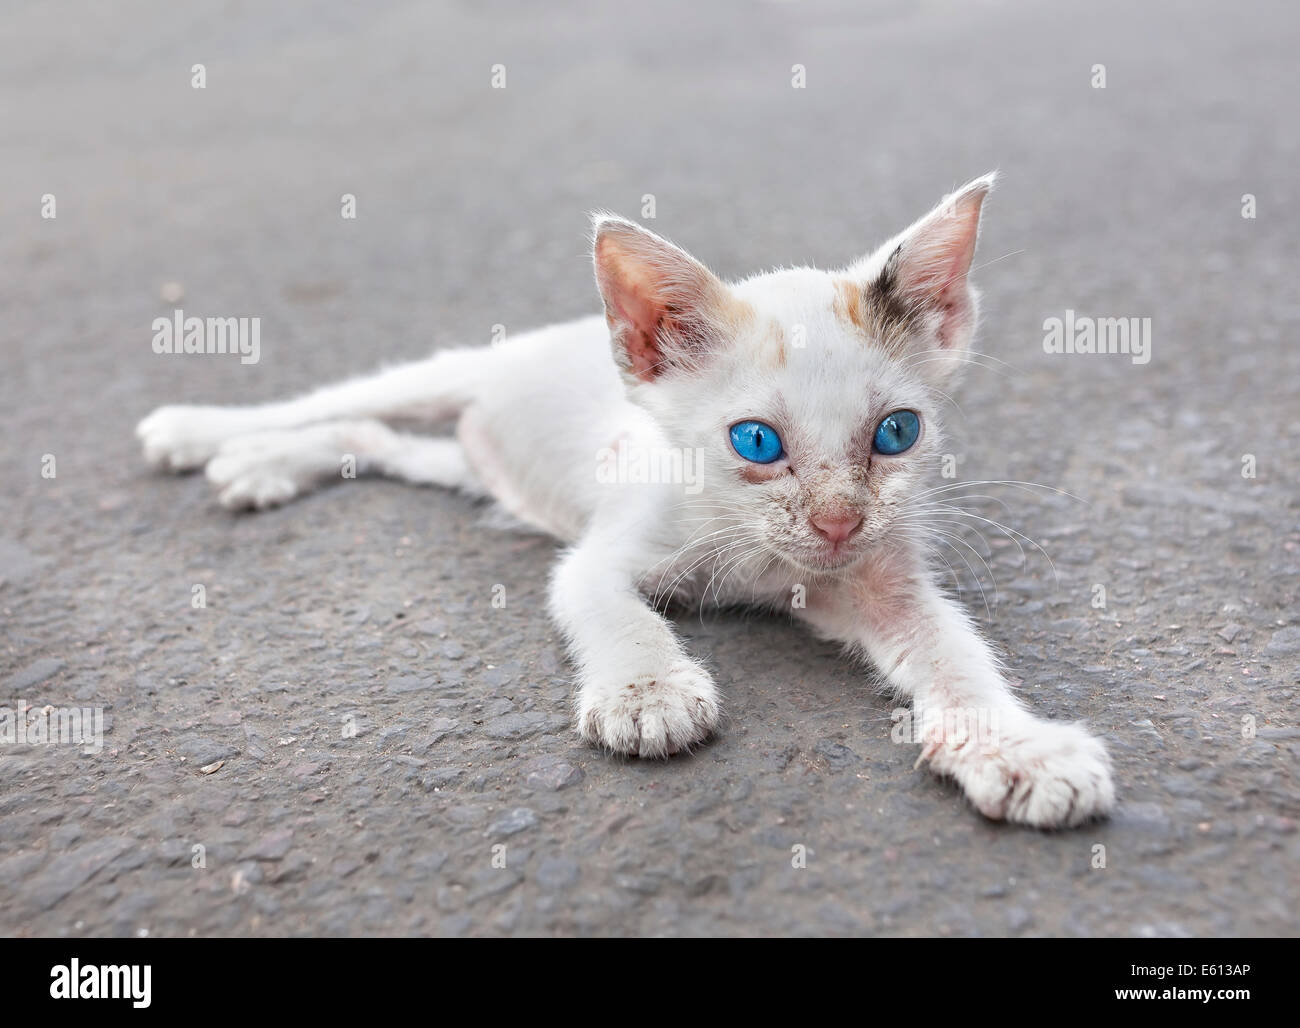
549, 528, 719, 758
801, 548, 1114, 828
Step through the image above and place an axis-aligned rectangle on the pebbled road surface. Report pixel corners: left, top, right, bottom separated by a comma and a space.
1, 0, 1297, 936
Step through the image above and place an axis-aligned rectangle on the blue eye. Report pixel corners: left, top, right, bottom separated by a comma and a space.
730, 420, 784, 464
873, 410, 920, 455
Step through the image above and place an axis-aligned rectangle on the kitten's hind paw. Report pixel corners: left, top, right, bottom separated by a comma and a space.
577, 661, 720, 759
137, 405, 245, 471
204, 430, 339, 510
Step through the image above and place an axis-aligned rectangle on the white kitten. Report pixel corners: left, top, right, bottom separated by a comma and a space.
138, 174, 1114, 828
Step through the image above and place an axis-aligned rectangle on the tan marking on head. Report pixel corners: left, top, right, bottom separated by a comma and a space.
722, 292, 759, 333
833, 279, 868, 335
761, 320, 787, 369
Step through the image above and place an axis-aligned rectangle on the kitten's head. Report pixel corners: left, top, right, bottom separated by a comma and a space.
592, 174, 994, 575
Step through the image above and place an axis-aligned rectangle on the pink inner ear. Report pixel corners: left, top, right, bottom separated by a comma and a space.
620, 314, 663, 381
595, 223, 726, 383
899, 218, 978, 301
602, 259, 668, 380
893, 199, 983, 349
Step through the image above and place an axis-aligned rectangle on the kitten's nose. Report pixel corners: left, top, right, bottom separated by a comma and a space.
810, 513, 863, 545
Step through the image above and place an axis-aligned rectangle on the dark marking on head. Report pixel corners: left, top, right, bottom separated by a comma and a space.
863, 246, 922, 352
833, 246, 921, 356
874, 245, 902, 295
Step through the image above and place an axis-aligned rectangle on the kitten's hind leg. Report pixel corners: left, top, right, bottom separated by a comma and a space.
138, 347, 491, 471
205, 419, 483, 510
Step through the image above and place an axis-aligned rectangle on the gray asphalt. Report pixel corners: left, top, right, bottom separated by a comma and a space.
2, 0, 1297, 936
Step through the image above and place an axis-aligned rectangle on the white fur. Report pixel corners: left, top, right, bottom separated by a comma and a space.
137, 174, 1114, 827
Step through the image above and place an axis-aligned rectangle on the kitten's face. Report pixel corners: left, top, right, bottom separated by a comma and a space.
682, 271, 942, 573
594, 174, 992, 576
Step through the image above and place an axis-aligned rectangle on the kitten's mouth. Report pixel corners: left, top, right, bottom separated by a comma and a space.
786, 542, 866, 574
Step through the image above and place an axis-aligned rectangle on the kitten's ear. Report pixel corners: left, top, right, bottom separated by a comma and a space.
592, 215, 739, 383
859, 173, 995, 356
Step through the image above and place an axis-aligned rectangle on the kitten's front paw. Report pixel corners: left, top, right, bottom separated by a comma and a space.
926, 717, 1114, 829
578, 661, 720, 758
137, 405, 243, 471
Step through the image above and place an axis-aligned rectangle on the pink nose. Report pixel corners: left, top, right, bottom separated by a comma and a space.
810, 513, 863, 545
